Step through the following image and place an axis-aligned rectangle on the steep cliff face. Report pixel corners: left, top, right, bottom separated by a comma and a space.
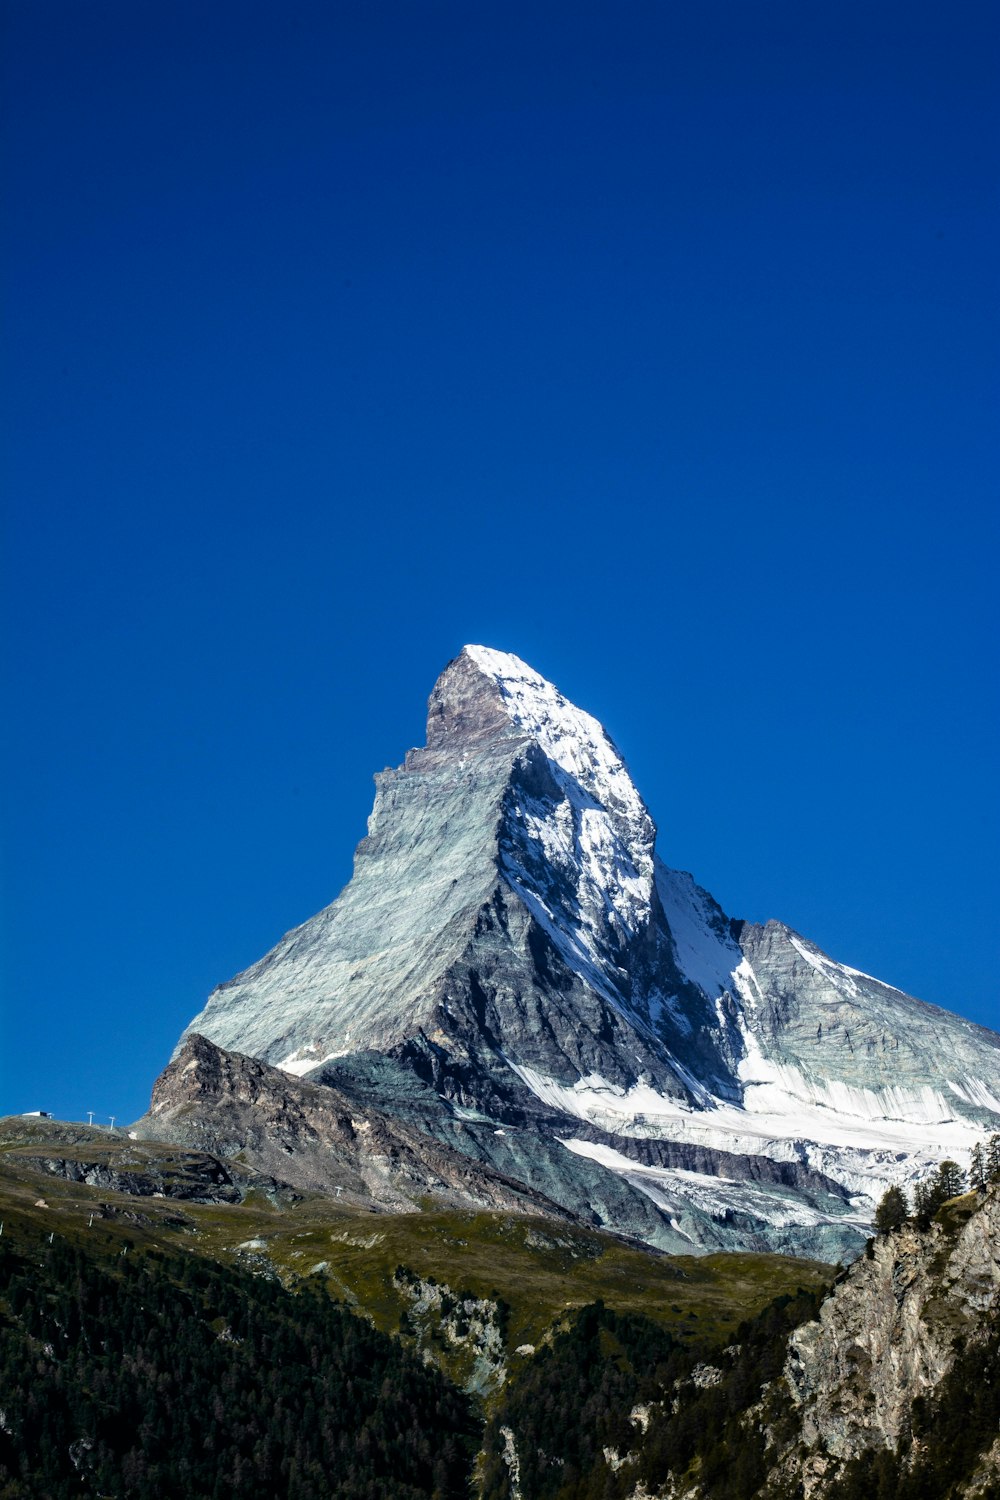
770, 1188, 1000, 1494
171, 647, 1000, 1257
180, 647, 733, 1104
179, 660, 518, 1069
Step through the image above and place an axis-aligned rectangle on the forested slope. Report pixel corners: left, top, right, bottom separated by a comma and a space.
0, 1235, 479, 1500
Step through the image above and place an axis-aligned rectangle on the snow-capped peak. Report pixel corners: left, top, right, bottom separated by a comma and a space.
462, 646, 647, 829
175, 644, 1000, 1260
463, 645, 657, 1004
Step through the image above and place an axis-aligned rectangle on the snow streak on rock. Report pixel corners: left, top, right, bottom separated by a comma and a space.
468, 645, 656, 1007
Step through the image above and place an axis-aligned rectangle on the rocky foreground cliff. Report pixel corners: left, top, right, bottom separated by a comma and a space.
651, 1184, 1000, 1499
472, 1184, 1000, 1499
768, 1185, 1000, 1497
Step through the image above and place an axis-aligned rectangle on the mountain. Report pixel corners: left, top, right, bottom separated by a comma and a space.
172, 646, 1000, 1259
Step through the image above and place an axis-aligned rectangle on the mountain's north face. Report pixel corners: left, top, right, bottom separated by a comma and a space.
173, 647, 1000, 1258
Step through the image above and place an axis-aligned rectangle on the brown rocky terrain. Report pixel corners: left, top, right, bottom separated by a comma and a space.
135, 1031, 575, 1220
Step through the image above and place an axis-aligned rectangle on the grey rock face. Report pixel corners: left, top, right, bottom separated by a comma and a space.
767, 1189, 1000, 1494
14, 1151, 242, 1203
173, 647, 1000, 1256
736, 916, 1000, 1102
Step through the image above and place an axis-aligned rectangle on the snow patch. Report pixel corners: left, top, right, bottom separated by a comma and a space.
560, 1137, 870, 1234
506, 1061, 697, 1124
464, 646, 648, 836
277, 1047, 349, 1077
506, 1052, 985, 1209
655, 864, 743, 1000
947, 1078, 1000, 1113
472, 645, 660, 1021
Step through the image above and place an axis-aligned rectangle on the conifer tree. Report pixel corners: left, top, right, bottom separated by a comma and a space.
913, 1160, 967, 1228
937, 1159, 966, 1200
873, 1185, 908, 1234
986, 1133, 1000, 1184
913, 1177, 946, 1231
969, 1141, 987, 1192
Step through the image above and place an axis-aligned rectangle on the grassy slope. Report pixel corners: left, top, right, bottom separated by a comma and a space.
0, 1117, 832, 1380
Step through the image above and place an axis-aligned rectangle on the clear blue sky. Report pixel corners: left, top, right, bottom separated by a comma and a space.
2, 1, 997, 1125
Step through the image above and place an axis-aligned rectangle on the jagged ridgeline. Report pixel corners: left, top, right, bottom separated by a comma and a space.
158, 646, 1000, 1259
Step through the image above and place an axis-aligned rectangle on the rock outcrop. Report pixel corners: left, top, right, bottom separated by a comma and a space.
13, 1150, 242, 1203
770, 1188, 1000, 1493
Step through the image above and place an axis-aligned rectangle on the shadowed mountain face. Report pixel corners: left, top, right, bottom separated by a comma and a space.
171, 647, 1000, 1258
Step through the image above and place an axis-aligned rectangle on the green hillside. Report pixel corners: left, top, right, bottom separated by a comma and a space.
0, 1116, 836, 1499
0, 1117, 831, 1367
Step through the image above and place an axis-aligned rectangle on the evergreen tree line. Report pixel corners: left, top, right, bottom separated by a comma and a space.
0, 1233, 479, 1500
873, 1132, 1000, 1236
479, 1288, 825, 1500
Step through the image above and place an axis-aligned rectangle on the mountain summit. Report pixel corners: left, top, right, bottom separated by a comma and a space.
174, 647, 1000, 1257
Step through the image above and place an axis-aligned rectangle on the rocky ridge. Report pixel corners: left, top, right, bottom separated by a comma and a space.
138, 1032, 573, 1221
